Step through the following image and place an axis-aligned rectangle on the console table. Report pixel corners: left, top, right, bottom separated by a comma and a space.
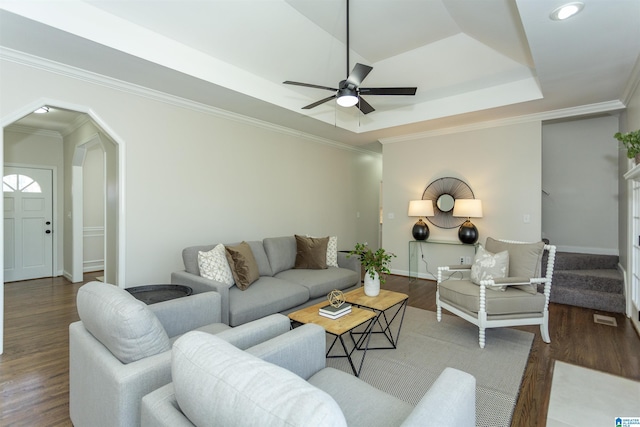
409, 240, 478, 282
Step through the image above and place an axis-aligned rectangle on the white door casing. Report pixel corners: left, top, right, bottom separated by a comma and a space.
3, 166, 53, 282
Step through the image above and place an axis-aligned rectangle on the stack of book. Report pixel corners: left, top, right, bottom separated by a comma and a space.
319, 303, 352, 319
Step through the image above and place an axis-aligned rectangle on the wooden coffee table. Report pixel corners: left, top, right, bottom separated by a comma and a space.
288, 300, 376, 377
343, 288, 409, 350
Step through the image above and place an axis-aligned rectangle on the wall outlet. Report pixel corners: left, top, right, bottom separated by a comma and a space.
460, 256, 465, 265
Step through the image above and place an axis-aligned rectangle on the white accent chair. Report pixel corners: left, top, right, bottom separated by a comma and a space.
436, 238, 556, 348
69, 281, 291, 427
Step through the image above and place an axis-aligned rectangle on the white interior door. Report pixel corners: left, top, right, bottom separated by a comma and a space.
3, 166, 53, 282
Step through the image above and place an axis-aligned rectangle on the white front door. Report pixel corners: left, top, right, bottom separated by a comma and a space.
3, 166, 53, 282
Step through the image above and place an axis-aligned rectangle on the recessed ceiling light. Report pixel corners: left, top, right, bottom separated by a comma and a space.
550, 2, 584, 20
34, 106, 50, 114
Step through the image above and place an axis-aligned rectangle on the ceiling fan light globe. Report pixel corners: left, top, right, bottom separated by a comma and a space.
337, 94, 358, 107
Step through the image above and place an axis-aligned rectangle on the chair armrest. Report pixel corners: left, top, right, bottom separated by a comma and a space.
400, 367, 476, 427
171, 270, 233, 325
338, 251, 360, 274
214, 314, 291, 350
141, 384, 195, 427
490, 276, 533, 285
246, 323, 326, 380
149, 292, 221, 338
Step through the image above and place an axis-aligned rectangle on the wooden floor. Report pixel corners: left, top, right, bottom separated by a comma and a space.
1, 272, 639, 426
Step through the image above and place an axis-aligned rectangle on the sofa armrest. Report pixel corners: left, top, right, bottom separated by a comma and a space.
149, 292, 221, 338
338, 251, 360, 275
171, 270, 233, 325
141, 383, 195, 427
215, 314, 291, 350
246, 323, 326, 380
400, 367, 476, 427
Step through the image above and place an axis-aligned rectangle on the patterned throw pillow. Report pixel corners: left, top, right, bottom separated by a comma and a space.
470, 245, 509, 291
198, 244, 234, 286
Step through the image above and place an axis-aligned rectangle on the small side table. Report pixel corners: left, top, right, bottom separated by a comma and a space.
344, 288, 408, 350
126, 284, 193, 304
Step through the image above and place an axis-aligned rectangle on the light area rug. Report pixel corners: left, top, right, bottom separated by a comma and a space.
325, 306, 534, 427
546, 361, 640, 427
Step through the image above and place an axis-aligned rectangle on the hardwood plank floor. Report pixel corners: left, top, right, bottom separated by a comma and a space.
1, 273, 639, 426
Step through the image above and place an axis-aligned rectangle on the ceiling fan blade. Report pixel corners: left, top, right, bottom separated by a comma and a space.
359, 87, 417, 96
356, 96, 375, 114
283, 81, 338, 92
346, 63, 373, 87
302, 95, 337, 110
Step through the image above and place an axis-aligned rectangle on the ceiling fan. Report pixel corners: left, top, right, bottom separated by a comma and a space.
283, 0, 417, 115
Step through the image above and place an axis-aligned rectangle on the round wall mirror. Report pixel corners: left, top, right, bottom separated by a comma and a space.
422, 177, 474, 229
436, 194, 455, 212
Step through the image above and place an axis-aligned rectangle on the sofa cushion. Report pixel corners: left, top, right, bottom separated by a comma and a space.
439, 279, 546, 316
264, 236, 297, 275
197, 244, 234, 286
485, 238, 545, 294
228, 277, 309, 326
76, 281, 170, 364
172, 331, 347, 427
309, 367, 412, 427
225, 242, 260, 290
295, 235, 329, 269
470, 245, 509, 291
274, 267, 359, 299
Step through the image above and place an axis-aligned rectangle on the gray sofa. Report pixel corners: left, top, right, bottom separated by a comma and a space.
69, 281, 291, 427
141, 325, 477, 427
171, 236, 361, 326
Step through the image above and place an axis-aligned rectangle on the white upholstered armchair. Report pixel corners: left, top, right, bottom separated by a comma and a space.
436, 238, 556, 348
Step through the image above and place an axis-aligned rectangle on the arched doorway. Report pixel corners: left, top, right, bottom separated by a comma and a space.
1, 100, 126, 354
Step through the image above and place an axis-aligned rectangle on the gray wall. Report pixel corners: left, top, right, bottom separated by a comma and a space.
0, 57, 382, 287
541, 115, 620, 255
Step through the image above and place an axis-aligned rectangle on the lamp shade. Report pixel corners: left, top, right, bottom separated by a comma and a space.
452, 199, 483, 218
408, 200, 434, 217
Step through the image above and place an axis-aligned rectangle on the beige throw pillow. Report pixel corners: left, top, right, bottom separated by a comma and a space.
470, 245, 509, 291
225, 242, 260, 290
294, 235, 329, 269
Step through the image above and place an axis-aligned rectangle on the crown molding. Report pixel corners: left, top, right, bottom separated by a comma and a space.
4, 123, 63, 139
379, 100, 626, 144
0, 47, 378, 156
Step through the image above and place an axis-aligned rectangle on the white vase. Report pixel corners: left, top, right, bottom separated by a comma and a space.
364, 270, 380, 296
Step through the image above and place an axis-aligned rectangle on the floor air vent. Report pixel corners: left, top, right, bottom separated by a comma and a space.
593, 314, 617, 327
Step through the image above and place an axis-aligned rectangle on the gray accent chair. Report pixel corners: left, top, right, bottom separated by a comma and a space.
141, 325, 476, 427
69, 281, 291, 427
437, 238, 557, 348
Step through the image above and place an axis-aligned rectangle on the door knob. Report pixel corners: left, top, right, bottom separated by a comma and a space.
45, 230, 51, 234
46, 221, 51, 225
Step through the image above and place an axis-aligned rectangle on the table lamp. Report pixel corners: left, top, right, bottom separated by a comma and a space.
408, 200, 435, 240
452, 199, 483, 244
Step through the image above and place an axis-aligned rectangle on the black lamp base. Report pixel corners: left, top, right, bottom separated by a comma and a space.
412, 219, 430, 240
458, 220, 478, 244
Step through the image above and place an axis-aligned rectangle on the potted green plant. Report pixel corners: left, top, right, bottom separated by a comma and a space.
614, 130, 640, 163
348, 242, 396, 296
